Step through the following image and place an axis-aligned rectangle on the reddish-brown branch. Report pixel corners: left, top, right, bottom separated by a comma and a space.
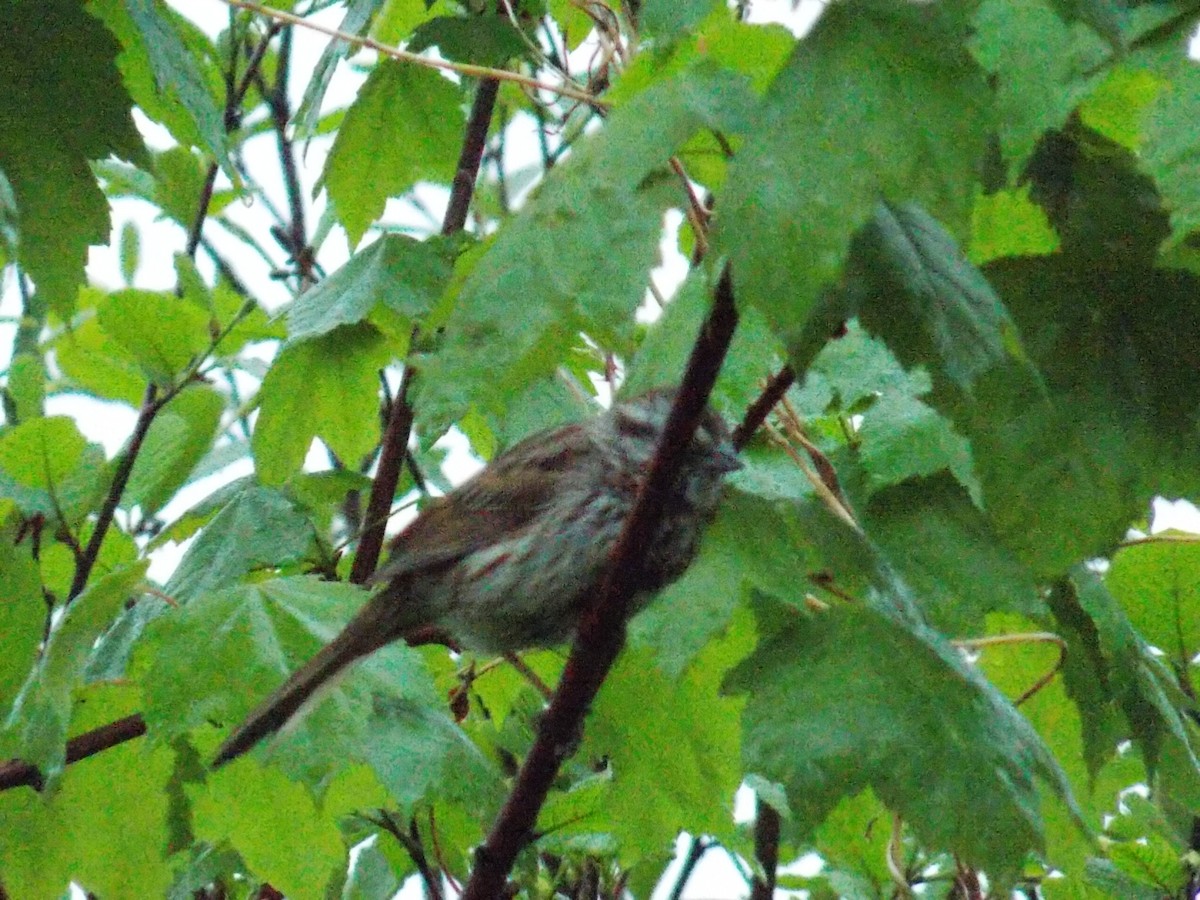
0, 713, 147, 792
732, 365, 796, 451
67, 385, 158, 603
461, 266, 739, 900
352, 76, 498, 583
749, 800, 781, 900
443, 77, 499, 236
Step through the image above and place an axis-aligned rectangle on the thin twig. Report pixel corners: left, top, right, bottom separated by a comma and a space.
0, 713, 147, 792
666, 837, 709, 900
66, 384, 158, 603
731, 366, 796, 451
503, 653, 554, 701
954, 632, 1068, 706
220, 0, 605, 107
460, 266, 739, 900
367, 811, 445, 900
349, 368, 414, 584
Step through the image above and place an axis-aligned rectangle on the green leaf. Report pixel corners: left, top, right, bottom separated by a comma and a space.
143, 576, 487, 804
586, 642, 745, 861
194, 762, 347, 897
0, 0, 144, 314
1142, 62, 1200, 249
3, 562, 147, 781
54, 291, 148, 405
150, 146, 234, 231
631, 490, 819, 677
0, 686, 173, 898
123, 385, 224, 517
1105, 536, 1200, 669
858, 391, 980, 502
296, 0, 390, 140
865, 476, 1043, 634
421, 67, 756, 419
124, 0, 231, 174
970, 186, 1060, 264
0, 526, 45, 725
1078, 65, 1162, 151
162, 486, 318, 605
1070, 569, 1200, 777
852, 203, 1027, 395
982, 255, 1200, 501
286, 233, 455, 342
639, 0, 720, 39
323, 61, 463, 246
97, 289, 212, 384
717, 1, 987, 344
7, 352, 46, 423
970, 0, 1108, 170
253, 323, 395, 484
725, 603, 1080, 879
408, 16, 531, 67
0, 416, 107, 525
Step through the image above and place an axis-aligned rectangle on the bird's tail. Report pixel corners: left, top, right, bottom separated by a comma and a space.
211, 597, 397, 768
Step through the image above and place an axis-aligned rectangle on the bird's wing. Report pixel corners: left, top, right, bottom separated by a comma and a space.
370, 422, 595, 583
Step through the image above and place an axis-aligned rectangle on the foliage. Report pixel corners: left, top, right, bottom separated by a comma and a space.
1, 0, 1200, 897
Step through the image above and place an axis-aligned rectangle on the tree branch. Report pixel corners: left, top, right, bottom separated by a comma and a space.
732, 365, 795, 451
0, 713, 146, 792
350, 368, 414, 584
461, 266, 739, 900
443, 78, 499, 236
749, 799, 781, 900
351, 75, 498, 582
66, 384, 158, 603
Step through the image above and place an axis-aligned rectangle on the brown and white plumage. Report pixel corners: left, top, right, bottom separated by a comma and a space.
211, 389, 738, 768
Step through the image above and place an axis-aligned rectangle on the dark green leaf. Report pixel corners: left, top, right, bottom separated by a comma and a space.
124, 0, 231, 174
0, 0, 144, 314
639, 0, 721, 39
162, 486, 319, 605
408, 16, 531, 67
970, 0, 1108, 170
631, 489, 819, 677
1070, 569, 1200, 778
287, 233, 456, 342
1142, 62, 1200, 249
852, 204, 1027, 394
726, 603, 1080, 879
3, 563, 147, 781
421, 67, 756, 420
717, 1, 987, 344
865, 475, 1043, 633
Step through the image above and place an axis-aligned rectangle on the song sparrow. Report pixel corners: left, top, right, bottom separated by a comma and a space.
212, 388, 740, 767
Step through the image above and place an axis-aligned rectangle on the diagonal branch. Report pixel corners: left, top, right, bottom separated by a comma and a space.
66, 384, 158, 604
351, 75, 499, 582
461, 265, 739, 900
0, 714, 146, 792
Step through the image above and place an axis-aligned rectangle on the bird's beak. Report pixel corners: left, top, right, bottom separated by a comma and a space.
714, 445, 743, 474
